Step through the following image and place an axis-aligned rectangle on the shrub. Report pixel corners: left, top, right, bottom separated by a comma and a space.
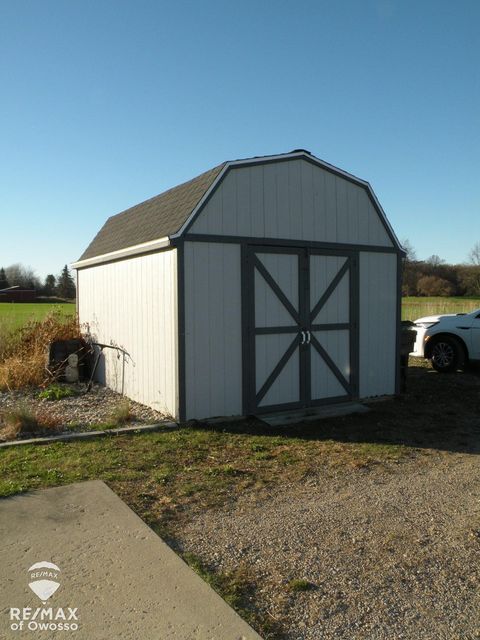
0, 310, 81, 391
38, 384, 78, 401
286, 579, 315, 593
417, 275, 454, 297
0, 404, 60, 440
109, 399, 132, 426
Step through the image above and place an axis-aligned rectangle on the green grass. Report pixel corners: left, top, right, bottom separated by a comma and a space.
38, 384, 79, 401
287, 579, 315, 593
0, 302, 76, 333
182, 552, 283, 638
0, 428, 409, 506
402, 296, 480, 321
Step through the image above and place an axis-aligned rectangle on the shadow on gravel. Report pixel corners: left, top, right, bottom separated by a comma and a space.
199, 363, 480, 455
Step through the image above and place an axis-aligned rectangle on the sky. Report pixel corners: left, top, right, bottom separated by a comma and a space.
0, 0, 479, 280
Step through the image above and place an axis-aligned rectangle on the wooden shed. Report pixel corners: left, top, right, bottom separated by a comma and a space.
73, 150, 404, 421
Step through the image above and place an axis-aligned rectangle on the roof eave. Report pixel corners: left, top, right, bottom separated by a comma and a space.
72, 236, 171, 269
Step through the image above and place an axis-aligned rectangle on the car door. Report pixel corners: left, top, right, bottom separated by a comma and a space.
470, 312, 480, 359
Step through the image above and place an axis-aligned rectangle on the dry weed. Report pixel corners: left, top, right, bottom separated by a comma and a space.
0, 311, 82, 390
0, 403, 61, 440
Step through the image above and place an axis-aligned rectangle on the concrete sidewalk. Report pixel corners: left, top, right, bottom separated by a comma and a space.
0, 481, 262, 639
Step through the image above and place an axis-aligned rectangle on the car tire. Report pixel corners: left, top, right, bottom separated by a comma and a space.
429, 336, 465, 373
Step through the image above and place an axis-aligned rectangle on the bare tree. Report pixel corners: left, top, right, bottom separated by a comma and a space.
469, 242, 480, 265
426, 254, 445, 267
401, 238, 417, 262
4, 263, 41, 289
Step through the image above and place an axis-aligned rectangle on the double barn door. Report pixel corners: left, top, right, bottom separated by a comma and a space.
245, 245, 358, 414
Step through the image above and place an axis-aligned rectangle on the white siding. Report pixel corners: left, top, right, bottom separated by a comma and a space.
184, 242, 242, 419
359, 252, 398, 397
189, 159, 393, 247
77, 249, 178, 417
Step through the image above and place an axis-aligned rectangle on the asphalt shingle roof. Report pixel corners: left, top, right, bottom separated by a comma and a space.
79, 163, 225, 260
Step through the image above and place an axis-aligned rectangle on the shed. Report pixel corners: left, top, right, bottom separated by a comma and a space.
73, 150, 404, 421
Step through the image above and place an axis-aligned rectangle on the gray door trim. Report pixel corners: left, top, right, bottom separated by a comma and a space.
183, 233, 401, 255
308, 247, 359, 401
244, 245, 305, 414
309, 333, 353, 395
253, 255, 301, 325
310, 257, 351, 323
256, 334, 301, 406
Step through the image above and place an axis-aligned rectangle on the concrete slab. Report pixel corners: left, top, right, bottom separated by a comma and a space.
259, 402, 369, 427
0, 481, 262, 640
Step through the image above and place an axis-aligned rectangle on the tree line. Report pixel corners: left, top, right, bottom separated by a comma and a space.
402, 241, 480, 297
0, 264, 76, 300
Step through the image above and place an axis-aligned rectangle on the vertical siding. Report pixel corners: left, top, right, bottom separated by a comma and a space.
189, 159, 393, 247
184, 242, 242, 419
359, 252, 398, 397
77, 249, 178, 417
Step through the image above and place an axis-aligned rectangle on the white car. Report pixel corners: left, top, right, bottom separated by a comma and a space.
411, 308, 480, 372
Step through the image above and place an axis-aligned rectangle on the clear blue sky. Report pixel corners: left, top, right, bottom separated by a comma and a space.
1, 0, 478, 279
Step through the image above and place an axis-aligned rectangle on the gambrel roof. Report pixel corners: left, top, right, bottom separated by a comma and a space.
75, 150, 403, 267
79, 163, 225, 261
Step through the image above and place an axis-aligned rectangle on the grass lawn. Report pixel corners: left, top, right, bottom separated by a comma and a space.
0, 302, 76, 333
2, 298, 480, 330
402, 296, 480, 321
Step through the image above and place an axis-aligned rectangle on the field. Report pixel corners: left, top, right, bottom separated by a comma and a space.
402, 297, 480, 321
0, 302, 76, 333
1, 299, 479, 333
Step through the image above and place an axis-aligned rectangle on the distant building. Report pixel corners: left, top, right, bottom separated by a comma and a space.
0, 287, 37, 302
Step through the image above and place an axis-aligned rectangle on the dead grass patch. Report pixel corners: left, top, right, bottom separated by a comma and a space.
0, 311, 81, 391
109, 399, 133, 426
0, 403, 61, 440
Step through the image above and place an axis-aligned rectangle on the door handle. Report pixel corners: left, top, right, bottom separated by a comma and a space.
306, 330, 311, 344
300, 331, 306, 345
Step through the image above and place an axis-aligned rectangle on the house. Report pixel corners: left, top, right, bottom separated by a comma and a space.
0, 287, 36, 302
73, 150, 404, 421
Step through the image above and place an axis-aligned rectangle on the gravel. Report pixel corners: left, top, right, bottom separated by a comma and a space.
179, 452, 480, 639
0, 383, 167, 437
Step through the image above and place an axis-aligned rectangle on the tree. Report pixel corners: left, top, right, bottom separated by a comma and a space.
417, 275, 454, 297
56, 265, 76, 299
0, 267, 9, 289
401, 239, 419, 296
426, 254, 445, 268
43, 274, 56, 296
4, 263, 41, 289
401, 238, 417, 262
458, 264, 480, 296
468, 242, 480, 266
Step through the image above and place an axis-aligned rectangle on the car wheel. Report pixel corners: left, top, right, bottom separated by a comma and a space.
430, 337, 464, 373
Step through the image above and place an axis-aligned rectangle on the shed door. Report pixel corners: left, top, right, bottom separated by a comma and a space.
308, 252, 356, 404
245, 246, 357, 414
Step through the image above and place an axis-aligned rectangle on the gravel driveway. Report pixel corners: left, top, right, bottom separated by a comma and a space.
179, 451, 480, 639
